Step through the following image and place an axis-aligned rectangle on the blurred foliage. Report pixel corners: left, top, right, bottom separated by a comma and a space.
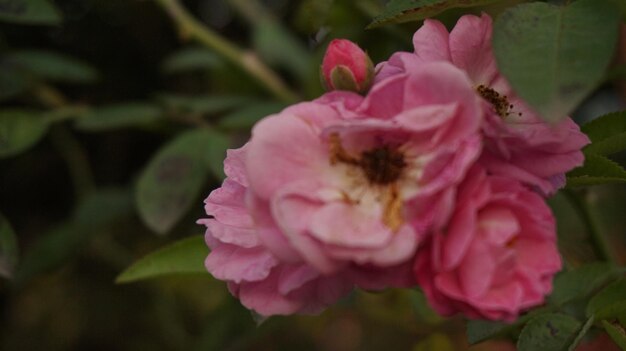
0, 0, 625, 350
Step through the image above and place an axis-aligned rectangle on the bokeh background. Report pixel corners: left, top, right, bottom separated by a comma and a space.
1, 0, 625, 350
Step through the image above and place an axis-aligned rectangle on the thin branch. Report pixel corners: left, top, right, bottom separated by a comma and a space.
154, 0, 299, 103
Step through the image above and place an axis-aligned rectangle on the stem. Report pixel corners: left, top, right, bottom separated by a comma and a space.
154, 0, 299, 103
563, 189, 615, 264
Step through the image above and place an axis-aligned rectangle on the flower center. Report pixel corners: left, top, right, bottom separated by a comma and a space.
329, 133, 406, 185
360, 146, 406, 185
328, 133, 406, 231
476, 85, 514, 118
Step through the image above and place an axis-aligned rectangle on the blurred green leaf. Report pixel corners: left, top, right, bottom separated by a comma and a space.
566, 154, 626, 187
8, 50, 97, 83
368, 0, 501, 28
161, 47, 221, 75
116, 235, 208, 283
0, 0, 61, 25
253, 19, 311, 81
14, 223, 81, 284
466, 319, 513, 345
0, 59, 31, 100
587, 279, 626, 320
74, 103, 163, 131
493, 0, 620, 122
412, 333, 454, 351
73, 188, 134, 227
582, 111, 626, 156
0, 109, 49, 158
159, 94, 255, 116
517, 313, 581, 351
549, 263, 621, 306
603, 320, 626, 350
294, 0, 334, 33
0, 213, 18, 279
136, 129, 229, 234
218, 101, 286, 130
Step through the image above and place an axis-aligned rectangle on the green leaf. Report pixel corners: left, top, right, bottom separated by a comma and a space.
0, 109, 49, 158
567, 316, 595, 351
0, 213, 18, 279
493, 0, 621, 122
253, 19, 311, 81
218, 101, 287, 130
466, 320, 512, 345
136, 129, 229, 234
73, 188, 133, 227
0, 0, 61, 25
587, 279, 626, 320
74, 103, 163, 131
466, 306, 552, 345
368, 0, 502, 28
566, 154, 626, 187
549, 263, 621, 306
8, 50, 98, 83
14, 223, 81, 285
582, 111, 626, 156
603, 320, 626, 350
116, 235, 208, 283
161, 47, 221, 74
159, 94, 255, 116
0, 60, 31, 101
517, 313, 581, 351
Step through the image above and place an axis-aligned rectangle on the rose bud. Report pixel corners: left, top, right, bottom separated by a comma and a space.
321, 39, 374, 94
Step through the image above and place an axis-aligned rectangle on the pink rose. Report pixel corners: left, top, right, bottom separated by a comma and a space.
322, 39, 375, 93
414, 167, 562, 321
376, 14, 590, 195
200, 61, 484, 315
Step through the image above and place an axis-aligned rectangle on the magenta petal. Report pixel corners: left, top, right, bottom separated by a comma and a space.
477, 206, 519, 246
458, 240, 496, 299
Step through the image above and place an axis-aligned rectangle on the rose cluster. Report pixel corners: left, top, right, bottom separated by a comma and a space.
198, 14, 589, 321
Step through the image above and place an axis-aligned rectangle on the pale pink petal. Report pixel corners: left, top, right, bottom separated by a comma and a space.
448, 13, 498, 85
205, 244, 278, 283
412, 19, 452, 62
246, 113, 331, 199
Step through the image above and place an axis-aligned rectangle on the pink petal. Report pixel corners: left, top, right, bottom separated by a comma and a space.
205, 244, 278, 283
412, 19, 452, 62
449, 13, 498, 85
246, 113, 331, 200
477, 206, 520, 246
458, 240, 496, 299
309, 202, 393, 248
223, 144, 249, 186
205, 220, 259, 248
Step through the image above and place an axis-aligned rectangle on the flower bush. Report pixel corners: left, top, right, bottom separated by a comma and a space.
3, 0, 626, 350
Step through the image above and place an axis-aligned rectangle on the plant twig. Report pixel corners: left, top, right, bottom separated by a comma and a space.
154, 0, 299, 103
563, 189, 615, 264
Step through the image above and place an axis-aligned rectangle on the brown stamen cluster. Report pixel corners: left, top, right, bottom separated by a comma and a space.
476, 85, 521, 118
329, 133, 406, 185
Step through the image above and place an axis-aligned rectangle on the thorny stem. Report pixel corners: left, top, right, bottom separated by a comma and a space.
563, 189, 615, 264
154, 0, 299, 103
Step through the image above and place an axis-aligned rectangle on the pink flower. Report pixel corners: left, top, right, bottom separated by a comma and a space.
322, 39, 374, 93
376, 14, 589, 195
414, 167, 561, 321
200, 61, 484, 316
